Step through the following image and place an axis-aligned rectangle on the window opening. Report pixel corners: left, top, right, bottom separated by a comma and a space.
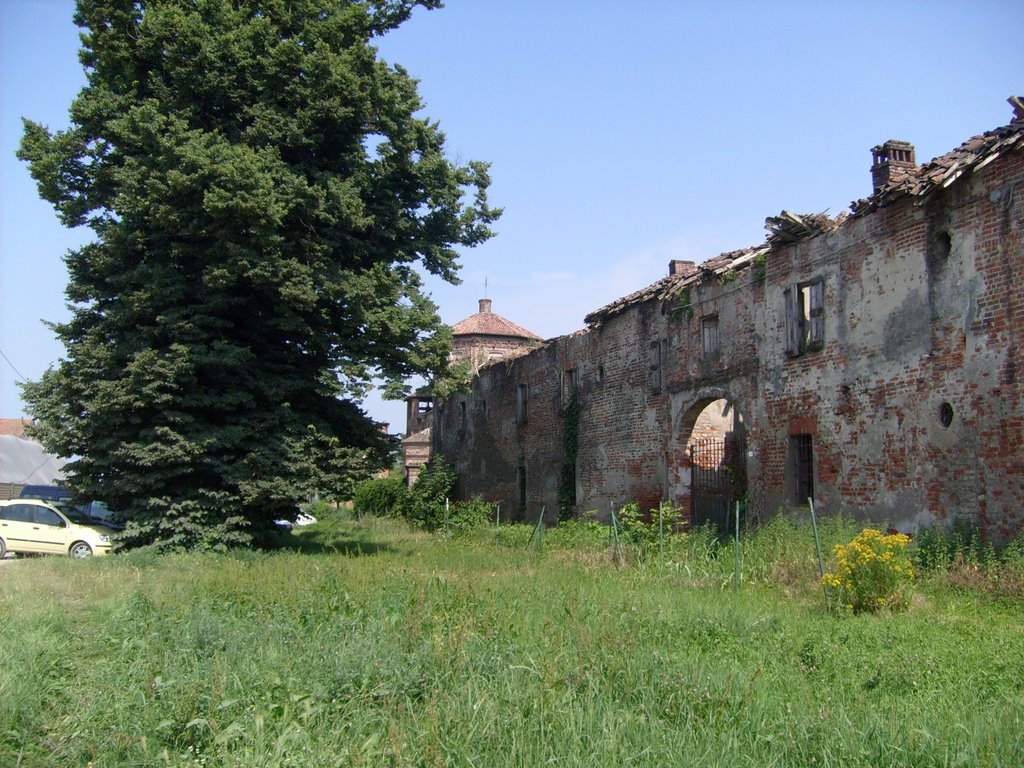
518, 464, 527, 511
702, 315, 720, 360
2, 504, 33, 522
785, 278, 824, 356
563, 368, 579, 402
36, 507, 63, 527
516, 383, 528, 425
940, 402, 954, 428
648, 340, 664, 393
791, 434, 814, 503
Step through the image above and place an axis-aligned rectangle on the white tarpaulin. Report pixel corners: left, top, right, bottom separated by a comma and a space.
0, 435, 66, 484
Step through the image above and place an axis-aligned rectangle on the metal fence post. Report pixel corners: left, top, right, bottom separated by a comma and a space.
809, 497, 830, 609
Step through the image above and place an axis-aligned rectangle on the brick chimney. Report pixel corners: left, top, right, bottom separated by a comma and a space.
478, 298, 492, 313
668, 260, 696, 277
871, 140, 916, 193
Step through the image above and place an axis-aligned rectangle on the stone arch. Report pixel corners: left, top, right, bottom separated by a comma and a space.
667, 388, 749, 530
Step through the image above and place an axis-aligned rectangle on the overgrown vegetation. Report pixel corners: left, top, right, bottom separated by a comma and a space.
431, 358, 475, 400
670, 289, 695, 321
398, 456, 457, 530
351, 458, 497, 536
2, 511, 1021, 767
752, 252, 767, 281
557, 392, 581, 520
352, 473, 407, 518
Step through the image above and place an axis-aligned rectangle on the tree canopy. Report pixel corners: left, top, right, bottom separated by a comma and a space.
18, 0, 499, 550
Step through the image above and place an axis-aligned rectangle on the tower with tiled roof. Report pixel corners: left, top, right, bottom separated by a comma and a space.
402, 299, 541, 484
450, 298, 543, 368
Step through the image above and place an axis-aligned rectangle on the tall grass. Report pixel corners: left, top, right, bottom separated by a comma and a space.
1, 512, 1022, 767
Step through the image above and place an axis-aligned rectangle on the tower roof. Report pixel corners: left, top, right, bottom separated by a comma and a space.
451, 299, 543, 341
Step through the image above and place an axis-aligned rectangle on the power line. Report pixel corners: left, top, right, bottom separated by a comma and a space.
0, 348, 27, 382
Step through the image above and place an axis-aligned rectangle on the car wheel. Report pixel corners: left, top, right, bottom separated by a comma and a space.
69, 541, 93, 559
0, 537, 6, 559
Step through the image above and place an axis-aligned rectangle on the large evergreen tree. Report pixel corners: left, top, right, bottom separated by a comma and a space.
18, 0, 498, 550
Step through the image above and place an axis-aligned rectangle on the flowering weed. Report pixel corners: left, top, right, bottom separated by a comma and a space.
822, 529, 914, 613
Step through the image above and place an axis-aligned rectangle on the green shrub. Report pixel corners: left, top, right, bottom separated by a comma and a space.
493, 523, 534, 548
617, 502, 685, 551
1002, 535, 1024, 570
352, 475, 407, 517
546, 516, 608, 551
913, 517, 995, 570
403, 457, 457, 530
302, 499, 337, 520
436, 498, 494, 537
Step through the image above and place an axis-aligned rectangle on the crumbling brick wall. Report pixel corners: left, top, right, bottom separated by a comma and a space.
433, 110, 1024, 539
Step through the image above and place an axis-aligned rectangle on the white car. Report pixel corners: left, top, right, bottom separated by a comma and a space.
0, 499, 113, 558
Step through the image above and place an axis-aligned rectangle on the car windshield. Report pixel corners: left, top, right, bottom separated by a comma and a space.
89, 501, 115, 521
57, 504, 96, 525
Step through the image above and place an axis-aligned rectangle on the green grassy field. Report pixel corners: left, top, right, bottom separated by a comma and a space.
1, 514, 1022, 767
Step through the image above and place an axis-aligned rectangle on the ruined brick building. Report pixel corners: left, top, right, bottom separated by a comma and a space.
401, 299, 542, 483
425, 98, 1024, 539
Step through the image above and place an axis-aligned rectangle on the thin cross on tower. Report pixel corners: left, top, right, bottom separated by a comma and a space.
484, 276, 488, 298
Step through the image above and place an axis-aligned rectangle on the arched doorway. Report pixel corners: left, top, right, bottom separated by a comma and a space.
671, 395, 748, 533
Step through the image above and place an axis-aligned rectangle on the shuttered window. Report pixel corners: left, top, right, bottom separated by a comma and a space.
648, 341, 662, 393
785, 278, 825, 357
702, 315, 720, 360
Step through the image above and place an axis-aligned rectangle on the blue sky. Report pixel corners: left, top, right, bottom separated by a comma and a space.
2, 0, 1022, 433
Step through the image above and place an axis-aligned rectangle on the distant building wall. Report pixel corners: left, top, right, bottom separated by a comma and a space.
402, 300, 543, 485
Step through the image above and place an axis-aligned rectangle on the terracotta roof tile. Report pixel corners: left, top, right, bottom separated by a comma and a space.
546, 99, 1024, 334
585, 246, 769, 326
401, 427, 432, 445
851, 99, 1024, 215
0, 419, 29, 438
451, 300, 543, 341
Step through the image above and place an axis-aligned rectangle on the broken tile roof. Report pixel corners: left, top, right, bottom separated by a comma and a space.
764, 210, 847, 245
584, 96, 1024, 328
585, 246, 769, 326
452, 305, 543, 341
583, 274, 678, 326
851, 98, 1024, 216
401, 427, 431, 445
